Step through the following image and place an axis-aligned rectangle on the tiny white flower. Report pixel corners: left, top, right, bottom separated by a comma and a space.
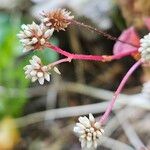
17, 22, 54, 52
74, 113, 104, 149
24, 55, 50, 85
139, 33, 150, 61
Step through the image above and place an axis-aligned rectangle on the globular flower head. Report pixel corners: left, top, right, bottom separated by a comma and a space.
139, 33, 150, 61
17, 22, 54, 52
41, 9, 74, 31
74, 113, 104, 149
24, 55, 50, 85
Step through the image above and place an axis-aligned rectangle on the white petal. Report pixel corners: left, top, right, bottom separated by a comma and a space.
37, 28, 43, 37
54, 67, 61, 75
80, 134, 86, 139
44, 28, 54, 38
94, 140, 98, 148
46, 23, 52, 27
20, 39, 30, 44
87, 136, 92, 141
96, 130, 102, 138
100, 129, 104, 134
31, 76, 38, 82
73, 127, 80, 133
17, 33, 26, 38
40, 38, 45, 45
76, 123, 86, 130
79, 116, 91, 128
41, 66, 48, 71
30, 70, 37, 76
89, 113, 95, 123
25, 74, 31, 79
80, 139, 86, 148
24, 30, 32, 37
94, 122, 101, 129
44, 73, 50, 81
37, 72, 43, 78
21, 24, 29, 30
38, 77, 44, 85
29, 59, 37, 66
43, 17, 49, 22
32, 37, 38, 44
87, 141, 92, 148
32, 55, 41, 63
23, 65, 32, 70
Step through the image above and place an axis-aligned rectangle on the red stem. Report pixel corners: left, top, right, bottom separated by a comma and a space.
48, 57, 71, 67
99, 59, 143, 124
45, 42, 138, 62
46, 43, 105, 61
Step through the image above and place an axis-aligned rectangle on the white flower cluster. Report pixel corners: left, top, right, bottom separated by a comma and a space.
17, 22, 54, 52
24, 55, 50, 85
74, 113, 104, 149
139, 33, 150, 61
142, 81, 150, 99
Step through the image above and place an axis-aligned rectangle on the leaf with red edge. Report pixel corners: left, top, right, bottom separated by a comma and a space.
113, 27, 140, 55
144, 18, 150, 31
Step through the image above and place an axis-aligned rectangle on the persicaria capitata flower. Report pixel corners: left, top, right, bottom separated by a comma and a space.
17, 22, 54, 52
139, 33, 150, 61
24, 55, 51, 85
74, 113, 104, 149
41, 9, 74, 31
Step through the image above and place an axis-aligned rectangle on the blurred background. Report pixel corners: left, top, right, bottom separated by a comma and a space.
0, 0, 150, 149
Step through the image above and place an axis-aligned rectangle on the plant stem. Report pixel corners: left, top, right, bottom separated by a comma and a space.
111, 49, 138, 60
99, 59, 143, 124
46, 43, 138, 62
46, 43, 105, 61
70, 19, 139, 48
48, 57, 71, 68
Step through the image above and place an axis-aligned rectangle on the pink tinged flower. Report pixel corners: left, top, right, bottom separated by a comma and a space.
113, 27, 140, 55
24, 55, 50, 85
17, 22, 54, 52
74, 113, 104, 149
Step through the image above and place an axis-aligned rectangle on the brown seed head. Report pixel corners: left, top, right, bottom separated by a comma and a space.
41, 9, 74, 32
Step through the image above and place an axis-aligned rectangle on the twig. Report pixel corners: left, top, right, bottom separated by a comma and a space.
116, 112, 147, 150
98, 136, 134, 150
16, 101, 121, 127
71, 19, 139, 48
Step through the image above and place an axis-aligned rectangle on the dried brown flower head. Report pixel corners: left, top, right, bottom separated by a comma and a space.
41, 9, 74, 32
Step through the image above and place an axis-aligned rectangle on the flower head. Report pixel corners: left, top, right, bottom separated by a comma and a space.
41, 9, 74, 31
74, 113, 104, 149
139, 33, 150, 61
17, 22, 54, 52
24, 55, 50, 85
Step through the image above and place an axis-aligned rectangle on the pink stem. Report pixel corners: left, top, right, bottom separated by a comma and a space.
99, 59, 143, 124
48, 57, 71, 68
46, 43, 104, 61
111, 49, 138, 60
46, 42, 138, 62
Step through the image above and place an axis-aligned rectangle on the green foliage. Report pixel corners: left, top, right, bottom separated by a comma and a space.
0, 13, 59, 118
0, 13, 29, 118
